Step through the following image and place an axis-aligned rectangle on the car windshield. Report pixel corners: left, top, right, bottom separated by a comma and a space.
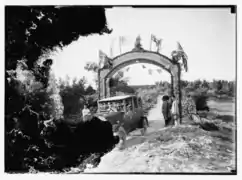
99, 100, 125, 112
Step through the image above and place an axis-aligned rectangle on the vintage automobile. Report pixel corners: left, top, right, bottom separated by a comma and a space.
94, 95, 149, 136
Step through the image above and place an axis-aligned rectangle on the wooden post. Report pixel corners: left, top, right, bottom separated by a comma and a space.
106, 78, 111, 97
178, 64, 182, 124
173, 64, 182, 125
170, 74, 174, 96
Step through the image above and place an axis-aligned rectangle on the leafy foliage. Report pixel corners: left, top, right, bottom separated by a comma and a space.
58, 77, 98, 118
5, 6, 111, 172
59, 77, 87, 116
109, 76, 135, 96
6, 6, 111, 70
137, 79, 235, 117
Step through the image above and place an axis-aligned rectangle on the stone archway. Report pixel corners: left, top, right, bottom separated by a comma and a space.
98, 50, 182, 124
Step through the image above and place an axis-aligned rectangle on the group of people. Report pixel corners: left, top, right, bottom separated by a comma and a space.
99, 101, 124, 112
161, 95, 179, 127
161, 94, 197, 127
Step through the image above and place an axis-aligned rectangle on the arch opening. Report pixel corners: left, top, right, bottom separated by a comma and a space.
98, 50, 182, 124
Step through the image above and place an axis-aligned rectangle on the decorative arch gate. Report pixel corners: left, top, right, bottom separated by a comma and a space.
98, 39, 185, 124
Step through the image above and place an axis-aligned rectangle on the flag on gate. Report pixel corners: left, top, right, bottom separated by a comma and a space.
176, 42, 188, 72
151, 34, 157, 42
117, 71, 124, 78
142, 64, 146, 69
148, 69, 153, 75
99, 50, 112, 69
150, 34, 162, 52
156, 69, 162, 74
119, 36, 130, 54
177, 42, 187, 58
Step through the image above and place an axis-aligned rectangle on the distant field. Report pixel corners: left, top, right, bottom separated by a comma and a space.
206, 98, 235, 126
207, 98, 235, 116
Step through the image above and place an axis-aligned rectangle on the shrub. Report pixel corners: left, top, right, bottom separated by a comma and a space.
192, 92, 209, 111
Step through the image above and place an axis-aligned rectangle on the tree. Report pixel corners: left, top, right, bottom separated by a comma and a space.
109, 77, 135, 96
6, 6, 111, 119
227, 81, 235, 97
215, 80, 223, 92
6, 6, 111, 71
221, 80, 229, 92
6, 6, 111, 117
84, 61, 135, 96
85, 85, 96, 95
180, 80, 189, 89
201, 80, 209, 89
84, 61, 99, 73
194, 79, 202, 89
47, 73, 64, 119
5, 6, 111, 172
84, 61, 100, 88
59, 77, 87, 115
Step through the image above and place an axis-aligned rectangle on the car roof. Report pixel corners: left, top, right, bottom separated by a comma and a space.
98, 95, 136, 102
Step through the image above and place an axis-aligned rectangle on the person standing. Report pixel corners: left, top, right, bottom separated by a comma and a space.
171, 95, 179, 126
82, 104, 91, 122
162, 95, 171, 127
113, 121, 127, 150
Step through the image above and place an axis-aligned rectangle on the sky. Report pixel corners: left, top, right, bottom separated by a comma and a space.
51, 7, 236, 88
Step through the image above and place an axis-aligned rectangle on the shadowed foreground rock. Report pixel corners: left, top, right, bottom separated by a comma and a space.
42, 116, 119, 169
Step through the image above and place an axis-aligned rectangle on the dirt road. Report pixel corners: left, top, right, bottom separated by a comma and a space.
85, 95, 166, 172
125, 95, 165, 147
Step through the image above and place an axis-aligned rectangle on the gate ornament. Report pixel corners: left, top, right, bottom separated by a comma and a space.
171, 42, 188, 72
132, 35, 144, 51
99, 50, 113, 70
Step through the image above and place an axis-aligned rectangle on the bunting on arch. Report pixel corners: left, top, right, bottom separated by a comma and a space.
114, 70, 124, 79
125, 67, 130, 72
148, 69, 153, 75
156, 69, 162, 74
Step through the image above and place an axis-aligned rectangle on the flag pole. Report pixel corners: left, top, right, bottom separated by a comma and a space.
119, 37, 122, 54
110, 38, 115, 58
158, 39, 161, 53
110, 44, 113, 58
